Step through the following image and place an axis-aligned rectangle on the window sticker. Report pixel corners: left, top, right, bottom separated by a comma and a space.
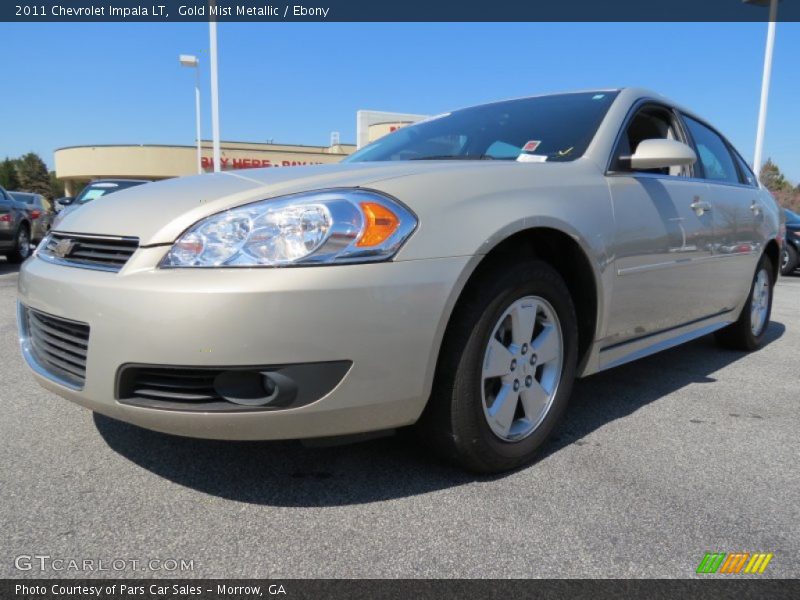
517, 153, 547, 163
521, 140, 542, 153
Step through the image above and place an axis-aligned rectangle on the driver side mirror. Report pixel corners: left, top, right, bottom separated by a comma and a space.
623, 139, 697, 171
55, 196, 74, 209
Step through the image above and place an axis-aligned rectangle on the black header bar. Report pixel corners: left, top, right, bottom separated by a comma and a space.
3, 0, 800, 22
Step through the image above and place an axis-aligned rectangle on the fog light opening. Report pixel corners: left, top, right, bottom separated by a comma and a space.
213, 370, 287, 407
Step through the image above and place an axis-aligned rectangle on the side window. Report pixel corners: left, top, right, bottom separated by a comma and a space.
615, 106, 688, 177
731, 150, 757, 187
682, 116, 740, 184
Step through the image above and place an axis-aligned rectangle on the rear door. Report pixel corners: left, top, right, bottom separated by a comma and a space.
605, 103, 718, 345
680, 114, 762, 311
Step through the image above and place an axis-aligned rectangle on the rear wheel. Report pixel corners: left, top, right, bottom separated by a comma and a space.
715, 254, 774, 351
781, 244, 798, 276
6, 225, 31, 264
419, 259, 578, 473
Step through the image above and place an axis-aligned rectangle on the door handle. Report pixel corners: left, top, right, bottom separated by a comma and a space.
690, 198, 712, 215
750, 201, 762, 216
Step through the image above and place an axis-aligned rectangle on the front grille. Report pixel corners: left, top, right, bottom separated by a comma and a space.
23, 307, 90, 388
39, 232, 139, 272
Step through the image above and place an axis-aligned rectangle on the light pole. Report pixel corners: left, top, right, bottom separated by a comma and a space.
209, 0, 222, 173
179, 54, 202, 174
745, 0, 779, 175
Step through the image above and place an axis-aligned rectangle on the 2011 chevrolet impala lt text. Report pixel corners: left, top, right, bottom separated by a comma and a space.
17, 89, 780, 472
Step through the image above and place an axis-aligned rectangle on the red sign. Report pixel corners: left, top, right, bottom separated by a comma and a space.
200, 157, 324, 170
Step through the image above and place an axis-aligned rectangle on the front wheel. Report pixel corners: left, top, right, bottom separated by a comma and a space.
418, 259, 578, 473
715, 254, 774, 351
6, 225, 31, 264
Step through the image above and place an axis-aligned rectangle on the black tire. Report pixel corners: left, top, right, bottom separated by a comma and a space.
781, 244, 798, 276
418, 259, 578, 473
6, 224, 31, 264
715, 254, 774, 351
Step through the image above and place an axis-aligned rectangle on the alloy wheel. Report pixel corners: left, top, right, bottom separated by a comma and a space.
481, 295, 563, 442
750, 267, 770, 336
18, 229, 30, 258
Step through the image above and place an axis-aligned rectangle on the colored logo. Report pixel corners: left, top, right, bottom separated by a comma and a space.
696, 552, 773, 574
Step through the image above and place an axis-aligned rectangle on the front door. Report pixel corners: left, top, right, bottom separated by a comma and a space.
604, 103, 719, 346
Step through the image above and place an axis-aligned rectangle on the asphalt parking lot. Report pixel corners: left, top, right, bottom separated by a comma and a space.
1, 258, 798, 579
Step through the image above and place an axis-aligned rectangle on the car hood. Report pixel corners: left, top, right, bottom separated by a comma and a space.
52, 203, 79, 226
53, 161, 477, 246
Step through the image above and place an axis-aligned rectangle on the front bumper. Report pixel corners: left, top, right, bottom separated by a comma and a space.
17, 248, 470, 440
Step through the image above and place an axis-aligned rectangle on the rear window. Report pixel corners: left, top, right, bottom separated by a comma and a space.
683, 116, 740, 185
9, 192, 35, 204
345, 91, 619, 163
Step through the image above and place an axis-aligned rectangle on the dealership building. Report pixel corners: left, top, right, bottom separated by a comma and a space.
53, 111, 428, 196
54, 140, 356, 196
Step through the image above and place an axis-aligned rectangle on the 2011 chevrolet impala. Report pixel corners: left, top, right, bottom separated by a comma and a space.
17, 88, 780, 472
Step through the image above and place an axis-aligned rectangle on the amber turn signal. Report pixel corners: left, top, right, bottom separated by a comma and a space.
356, 202, 400, 247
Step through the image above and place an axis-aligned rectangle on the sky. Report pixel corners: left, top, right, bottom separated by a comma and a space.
1, 22, 798, 182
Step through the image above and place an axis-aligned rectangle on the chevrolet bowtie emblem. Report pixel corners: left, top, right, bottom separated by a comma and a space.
52, 238, 76, 259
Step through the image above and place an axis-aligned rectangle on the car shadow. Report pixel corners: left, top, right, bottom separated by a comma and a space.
95, 323, 785, 507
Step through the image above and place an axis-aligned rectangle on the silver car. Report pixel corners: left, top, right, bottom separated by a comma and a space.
8, 191, 53, 243
17, 88, 780, 472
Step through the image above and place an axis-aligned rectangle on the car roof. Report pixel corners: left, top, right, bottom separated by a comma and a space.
497, 87, 692, 118
444, 87, 699, 126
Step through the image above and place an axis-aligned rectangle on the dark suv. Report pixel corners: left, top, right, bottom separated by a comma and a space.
782, 208, 800, 275
0, 185, 32, 263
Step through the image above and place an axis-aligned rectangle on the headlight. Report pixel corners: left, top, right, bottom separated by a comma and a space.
160, 189, 417, 268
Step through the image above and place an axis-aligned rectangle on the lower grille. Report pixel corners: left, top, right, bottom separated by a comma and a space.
22, 306, 90, 388
125, 368, 220, 403
117, 367, 262, 412
117, 362, 352, 413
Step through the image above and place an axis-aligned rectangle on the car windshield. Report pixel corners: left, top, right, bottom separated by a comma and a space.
786, 209, 800, 224
344, 91, 619, 163
75, 181, 146, 204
